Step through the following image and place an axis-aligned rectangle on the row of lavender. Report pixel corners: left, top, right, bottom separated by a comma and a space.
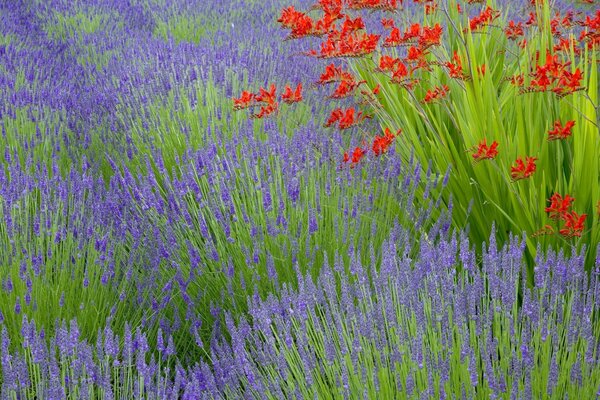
1, 0, 599, 398
3, 220, 600, 398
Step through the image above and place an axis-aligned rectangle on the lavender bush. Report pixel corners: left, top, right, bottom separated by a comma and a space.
2, 223, 600, 398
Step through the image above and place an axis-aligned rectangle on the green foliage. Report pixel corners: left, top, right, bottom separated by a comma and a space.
352, 0, 600, 275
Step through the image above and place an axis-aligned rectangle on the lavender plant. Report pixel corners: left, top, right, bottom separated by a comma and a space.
2, 223, 599, 398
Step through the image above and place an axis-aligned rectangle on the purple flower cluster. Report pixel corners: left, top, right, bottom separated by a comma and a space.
2, 222, 599, 398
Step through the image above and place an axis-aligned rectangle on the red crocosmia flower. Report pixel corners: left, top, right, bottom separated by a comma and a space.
351, 146, 366, 164
554, 37, 581, 56
545, 193, 575, 219
326, 107, 371, 129
233, 91, 256, 110
418, 24, 443, 48
317, 64, 354, 85
252, 103, 278, 119
510, 156, 537, 181
329, 79, 366, 99
559, 211, 587, 238
403, 23, 422, 42
446, 51, 467, 80
390, 62, 409, 83
372, 84, 380, 95
505, 21, 524, 40
471, 139, 499, 162
343, 151, 350, 163
281, 83, 303, 104
255, 84, 277, 105
466, 6, 500, 32
547, 120, 575, 141
372, 127, 400, 156
579, 10, 600, 49
422, 85, 449, 103
406, 46, 427, 63
525, 12, 537, 26
383, 26, 403, 47
338, 108, 371, 129
341, 16, 365, 34
325, 108, 344, 127
277, 6, 305, 29
553, 69, 584, 96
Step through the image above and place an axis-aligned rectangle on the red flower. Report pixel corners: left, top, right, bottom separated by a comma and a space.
325, 107, 371, 129
422, 85, 450, 104
281, 83, 303, 104
252, 103, 278, 119
445, 51, 468, 80
233, 91, 256, 110
351, 147, 365, 162
372, 127, 400, 156
418, 24, 443, 48
317, 64, 354, 86
559, 211, 587, 238
505, 21, 524, 40
325, 108, 344, 127
510, 156, 537, 181
544, 193, 575, 219
255, 84, 277, 105
466, 6, 500, 32
547, 120, 575, 141
471, 139, 499, 162
378, 55, 400, 72
329, 79, 366, 99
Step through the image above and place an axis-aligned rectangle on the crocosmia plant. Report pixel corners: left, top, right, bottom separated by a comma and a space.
265, 0, 599, 274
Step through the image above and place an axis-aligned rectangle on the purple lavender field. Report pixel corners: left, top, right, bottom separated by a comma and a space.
1, 0, 599, 398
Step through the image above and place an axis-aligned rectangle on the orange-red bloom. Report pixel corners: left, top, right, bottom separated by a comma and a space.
252, 103, 278, 119
466, 6, 500, 32
329, 79, 366, 99
233, 91, 256, 110
472, 139, 499, 162
372, 127, 400, 155
422, 85, 449, 103
510, 156, 537, 181
325, 107, 371, 129
545, 193, 575, 219
342, 146, 367, 167
559, 211, 587, 238
317, 63, 354, 85
547, 120, 575, 141
255, 84, 278, 105
445, 51, 468, 80
347, 0, 402, 12
281, 83, 303, 104
505, 21, 524, 40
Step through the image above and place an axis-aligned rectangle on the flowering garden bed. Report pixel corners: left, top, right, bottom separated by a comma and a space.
0, 0, 599, 398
